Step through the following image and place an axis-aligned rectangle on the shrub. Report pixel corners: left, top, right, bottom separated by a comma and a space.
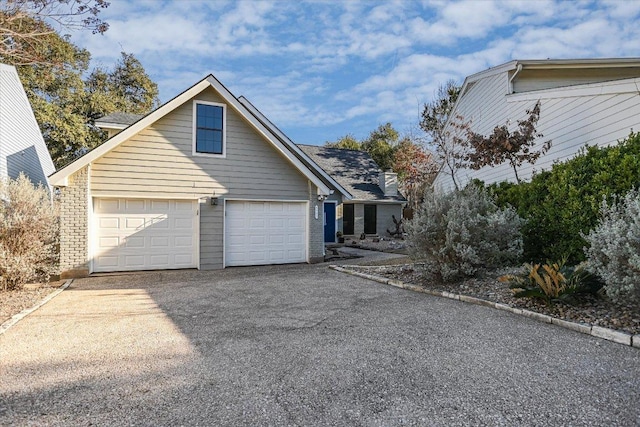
488, 132, 640, 263
406, 185, 523, 282
0, 174, 59, 291
500, 259, 603, 305
584, 189, 640, 303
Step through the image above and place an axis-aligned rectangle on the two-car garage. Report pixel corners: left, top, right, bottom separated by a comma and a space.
92, 198, 308, 273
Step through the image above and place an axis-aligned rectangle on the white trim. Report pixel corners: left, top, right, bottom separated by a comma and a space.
323, 200, 338, 243
224, 197, 309, 203
192, 100, 227, 158
347, 199, 405, 205
507, 76, 640, 102
87, 164, 93, 274
91, 192, 209, 200
94, 121, 128, 130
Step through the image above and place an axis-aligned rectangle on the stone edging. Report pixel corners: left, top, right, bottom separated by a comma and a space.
0, 279, 73, 335
330, 265, 639, 349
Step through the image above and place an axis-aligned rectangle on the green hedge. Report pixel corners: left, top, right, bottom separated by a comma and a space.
486, 132, 640, 263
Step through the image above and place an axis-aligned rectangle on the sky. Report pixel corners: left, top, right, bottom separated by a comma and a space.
69, 0, 640, 146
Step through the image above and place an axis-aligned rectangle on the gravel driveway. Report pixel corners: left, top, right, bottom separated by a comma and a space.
1, 261, 639, 426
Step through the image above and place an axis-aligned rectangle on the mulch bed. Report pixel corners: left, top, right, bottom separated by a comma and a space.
346, 264, 640, 336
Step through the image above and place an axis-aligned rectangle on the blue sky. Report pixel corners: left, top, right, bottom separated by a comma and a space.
70, 0, 640, 146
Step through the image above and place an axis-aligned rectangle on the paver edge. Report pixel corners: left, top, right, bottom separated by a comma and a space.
0, 279, 73, 335
329, 265, 636, 349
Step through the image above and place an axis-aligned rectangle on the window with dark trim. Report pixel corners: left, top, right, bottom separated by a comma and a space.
343, 204, 354, 235
364, 205, 377, 234
195, 102, 224, 155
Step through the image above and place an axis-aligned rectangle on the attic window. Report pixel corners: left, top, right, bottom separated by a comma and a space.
193, 101, 226, 157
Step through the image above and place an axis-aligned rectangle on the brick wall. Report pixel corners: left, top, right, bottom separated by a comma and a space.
59, 167, 89, 278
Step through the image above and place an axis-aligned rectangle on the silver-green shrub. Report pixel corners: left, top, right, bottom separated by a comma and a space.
0, 174, 59, 291
406, 185, 524, 282
584, 189, 640, 303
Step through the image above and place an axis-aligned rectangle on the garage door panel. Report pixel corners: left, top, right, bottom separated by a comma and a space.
225, 201, 307, 267
93, 198, 198, 273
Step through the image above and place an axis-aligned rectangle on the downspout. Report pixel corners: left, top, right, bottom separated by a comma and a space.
509, 63, 523, 94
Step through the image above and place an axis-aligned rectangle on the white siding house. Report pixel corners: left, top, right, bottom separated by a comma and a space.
433, 58, 640, 191
0, 63, 55, 189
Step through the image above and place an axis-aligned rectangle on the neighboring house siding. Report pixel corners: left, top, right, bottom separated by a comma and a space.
435, 74, 640, 191
89, 87, 316, 269
0, 64, 55, 187
513, 67, 640, 93
59, 167, 89, 278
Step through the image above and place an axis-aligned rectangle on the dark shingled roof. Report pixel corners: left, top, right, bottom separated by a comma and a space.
297, 144, 405, 202
95, 112, 144, 126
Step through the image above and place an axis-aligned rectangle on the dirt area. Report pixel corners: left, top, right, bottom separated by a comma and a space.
0, 281, 65, 325
346, 264, 640, 336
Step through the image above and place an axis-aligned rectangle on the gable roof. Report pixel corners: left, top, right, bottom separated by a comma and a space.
48, 75, 332, 195
297, 145, 406, 202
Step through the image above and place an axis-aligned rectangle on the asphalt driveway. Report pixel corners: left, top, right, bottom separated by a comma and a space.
1, 261, 639, 426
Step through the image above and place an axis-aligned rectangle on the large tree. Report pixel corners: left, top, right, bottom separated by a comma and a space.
0, 0, 109, 66
360, 122, 399, 171
420, 80, 463, 189
325, 134, 361, 150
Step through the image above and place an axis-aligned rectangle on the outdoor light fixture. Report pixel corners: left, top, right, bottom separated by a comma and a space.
317, 195, 327, 202
211, 191, 219, 206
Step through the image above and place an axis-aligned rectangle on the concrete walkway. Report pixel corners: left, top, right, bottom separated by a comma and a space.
1, 260, 639, 426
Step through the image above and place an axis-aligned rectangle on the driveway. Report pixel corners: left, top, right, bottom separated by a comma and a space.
1, 261, 639, 426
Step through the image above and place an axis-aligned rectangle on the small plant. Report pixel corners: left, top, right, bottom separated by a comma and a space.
500, 258, 602, 305
584, 188, 640, 303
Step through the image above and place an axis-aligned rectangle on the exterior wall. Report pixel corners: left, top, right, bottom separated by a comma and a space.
376, 204, 402, 236
354, 203, 365, 236
59, 167, 89, 278
434, 74, 640, 192
89, 87, 319, 269
0, 64, 55, 188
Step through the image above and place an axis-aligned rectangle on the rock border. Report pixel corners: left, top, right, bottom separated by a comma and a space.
0, 279, 73, 335
331, 265, 639, 349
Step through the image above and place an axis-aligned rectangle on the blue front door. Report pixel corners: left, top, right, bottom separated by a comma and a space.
323, 203, 336, 243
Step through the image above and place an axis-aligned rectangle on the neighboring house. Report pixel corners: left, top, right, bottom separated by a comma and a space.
433, 58, 640, 191
49, 74, 404, 278
297, 145, 405, 243
0, 63, 55, 189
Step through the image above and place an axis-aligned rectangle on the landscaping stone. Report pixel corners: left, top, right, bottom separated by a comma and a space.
459, 295, 496, 308
521, 309, 553, 324
551, 317, 592, 335
591, 326, 633, 346
633, 335, 640, 349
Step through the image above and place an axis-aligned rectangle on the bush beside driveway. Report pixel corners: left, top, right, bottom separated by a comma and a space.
1, 263, 639, 426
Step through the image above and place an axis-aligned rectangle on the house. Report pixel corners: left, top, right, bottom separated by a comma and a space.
433, 58, 640, 191
50, 74, 404, 278
296, 145, 405, 243
0, 63, 55, 189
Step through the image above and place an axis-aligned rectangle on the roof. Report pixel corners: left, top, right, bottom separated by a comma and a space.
48, 75, 332, 196
94, 112, 143, 129
297, 145, 406, 202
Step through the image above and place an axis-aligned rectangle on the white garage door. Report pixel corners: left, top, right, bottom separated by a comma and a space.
225, 201, 307, 267
93, 198, 198, 272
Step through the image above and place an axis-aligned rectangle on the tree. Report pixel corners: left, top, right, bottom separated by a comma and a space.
420, 80, 463, 189
461, 101, 551, 183
1, 0, 109, 66
361, 122, 399, 171
325, 134, 361, 150
392, 137, 438, 209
